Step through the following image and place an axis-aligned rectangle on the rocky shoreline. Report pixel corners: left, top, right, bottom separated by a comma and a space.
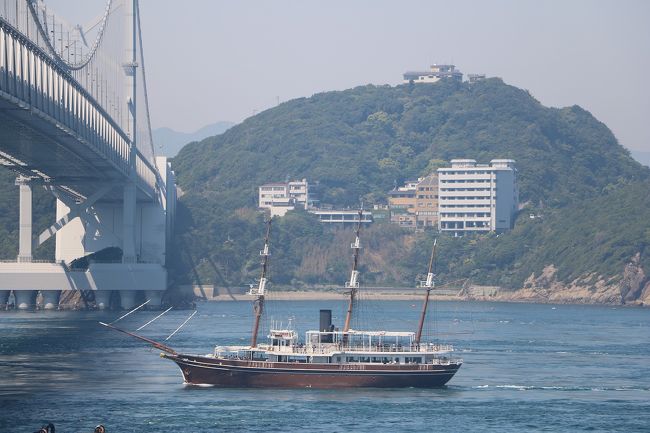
189, 254, 650, 307
202, 286, 648, 307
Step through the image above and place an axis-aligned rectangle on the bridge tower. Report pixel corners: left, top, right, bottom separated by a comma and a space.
0, 0, 175, 310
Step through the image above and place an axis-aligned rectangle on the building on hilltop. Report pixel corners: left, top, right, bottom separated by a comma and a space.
468, 73, 486, 83
258, 179, 309, 217
437, 159, 518, 236
388, 174, 439, 229
403, 64, 463, 84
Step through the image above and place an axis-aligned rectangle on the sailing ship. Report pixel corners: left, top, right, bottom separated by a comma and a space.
102, 211, 462, 388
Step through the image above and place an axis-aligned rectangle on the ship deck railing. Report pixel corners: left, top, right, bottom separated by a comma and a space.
215, 343, 454, 357
269, 343, 455, 355
209, 354, 462, 368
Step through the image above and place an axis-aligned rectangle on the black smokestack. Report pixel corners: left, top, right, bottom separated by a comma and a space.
320, 309, 332, 343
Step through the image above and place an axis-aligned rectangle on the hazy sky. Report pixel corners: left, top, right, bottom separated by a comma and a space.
48, 0, 650, 152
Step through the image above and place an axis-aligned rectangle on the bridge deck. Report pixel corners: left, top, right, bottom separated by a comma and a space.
0, 18, 158, 200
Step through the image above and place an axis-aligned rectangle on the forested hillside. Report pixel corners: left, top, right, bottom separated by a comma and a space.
174, 79, 644, 209
169, 78, 650, 303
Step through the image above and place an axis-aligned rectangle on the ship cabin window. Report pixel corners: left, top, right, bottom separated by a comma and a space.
278, 355, 300, 363
271, 336, 294, 347
287, 356, 307, 363
250, 351, 266, 361
346, 356, 401, 363
405, 356, 423, 364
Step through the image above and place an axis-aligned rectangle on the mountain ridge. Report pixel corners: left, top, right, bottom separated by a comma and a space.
154, 121, 234, 157
631, 149, 650, 167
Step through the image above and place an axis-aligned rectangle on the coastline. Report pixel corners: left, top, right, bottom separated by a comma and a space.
209, 290, 426, 302
201, 288, 647, 307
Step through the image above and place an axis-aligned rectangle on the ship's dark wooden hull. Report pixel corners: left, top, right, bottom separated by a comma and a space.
162, 353, 461, 388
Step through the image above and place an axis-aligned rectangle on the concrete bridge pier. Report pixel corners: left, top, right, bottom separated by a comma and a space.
145, 291, 163, 309
16, 177, 33, 264
119, 290, 138, 310
0, 290, 10, 308
14, 290, 37, 310
94, 291, 113, 310
40, 290, 60, 310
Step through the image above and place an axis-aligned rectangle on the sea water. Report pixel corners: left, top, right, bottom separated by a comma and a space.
0, 300, 649, 432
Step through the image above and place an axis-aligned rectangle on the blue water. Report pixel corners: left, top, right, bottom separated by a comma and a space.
1, 300, 649, 432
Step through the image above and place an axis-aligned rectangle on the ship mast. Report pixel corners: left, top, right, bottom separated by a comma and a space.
415, 238, 437, 346
343, 208, 363, 333
250, 218, 272, 348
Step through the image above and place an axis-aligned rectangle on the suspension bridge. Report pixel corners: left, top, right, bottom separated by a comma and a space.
0, 0, 176, 310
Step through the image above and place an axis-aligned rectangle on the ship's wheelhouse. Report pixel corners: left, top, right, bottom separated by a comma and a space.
268, 328, 298, 348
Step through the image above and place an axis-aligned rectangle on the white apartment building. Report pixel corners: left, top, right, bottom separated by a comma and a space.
437, 159, 518, 236
310, 209, 373, 225
258, 179, 309, 217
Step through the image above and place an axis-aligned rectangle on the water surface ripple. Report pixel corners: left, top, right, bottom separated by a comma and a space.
1, 301, 648, 432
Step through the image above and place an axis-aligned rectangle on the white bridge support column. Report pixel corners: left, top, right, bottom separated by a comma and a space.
119, 290, 138, 310
95, 291, 113, 310
40, 290, 61, 310
15, 290, 37, 310
145, 290, 163, 309
16, 177, 33, 263
123, 183, 137, 263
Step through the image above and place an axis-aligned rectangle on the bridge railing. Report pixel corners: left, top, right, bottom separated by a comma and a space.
136, 152, 157, 193
0, 19, 157, 197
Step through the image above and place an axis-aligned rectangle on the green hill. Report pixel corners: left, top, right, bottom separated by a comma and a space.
174, 79, 644, 208
169, 78, 650, 304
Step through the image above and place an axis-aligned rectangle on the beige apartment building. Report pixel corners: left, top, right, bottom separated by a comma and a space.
388, 174, 439, 229
413, 175, 438, 228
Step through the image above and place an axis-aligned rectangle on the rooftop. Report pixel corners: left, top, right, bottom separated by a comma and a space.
403, 70, 462, 77
438, 158, 517, 171
310, 209, 372, 215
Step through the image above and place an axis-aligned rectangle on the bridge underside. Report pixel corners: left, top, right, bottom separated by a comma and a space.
0, 96, 131, 201
0, 95, 176, 310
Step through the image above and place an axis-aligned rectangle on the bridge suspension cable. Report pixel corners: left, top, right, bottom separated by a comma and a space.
0, 0, 156, 164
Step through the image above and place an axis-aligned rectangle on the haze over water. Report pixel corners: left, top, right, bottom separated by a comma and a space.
1, 300, 649, 432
